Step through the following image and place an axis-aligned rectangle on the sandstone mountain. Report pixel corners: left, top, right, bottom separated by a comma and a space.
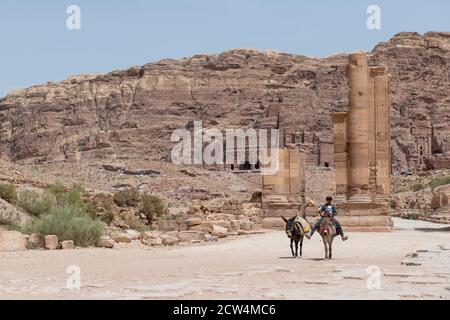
0, 32, 449, 174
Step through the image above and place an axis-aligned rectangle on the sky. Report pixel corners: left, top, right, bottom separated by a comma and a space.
0, 0, 449, 97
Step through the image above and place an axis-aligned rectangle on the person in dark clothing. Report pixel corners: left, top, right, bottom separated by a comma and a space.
305, 196, 348, 241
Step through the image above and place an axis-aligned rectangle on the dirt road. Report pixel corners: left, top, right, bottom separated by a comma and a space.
1, 218, 449, 300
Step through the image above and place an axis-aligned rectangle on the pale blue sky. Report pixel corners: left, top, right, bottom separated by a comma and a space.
1, 0, 449, 97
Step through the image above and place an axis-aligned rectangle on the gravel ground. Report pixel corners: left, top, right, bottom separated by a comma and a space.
0, 218, 449, 300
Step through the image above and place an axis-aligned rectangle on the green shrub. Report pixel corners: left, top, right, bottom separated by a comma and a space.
428, 175, 450, 189
63, 186, 84, 208
84, 194, 116, 224
24, 206, 104, 247
119, 212, 149, 232
0, 213, 22, 232
113, 188, 140, 207
0, 183, 18, 204
140, 193, 165, 223
17, 190, 54, 217
411, 183, 424, 192
48, 183, 84, 208
47, 182, 66, 203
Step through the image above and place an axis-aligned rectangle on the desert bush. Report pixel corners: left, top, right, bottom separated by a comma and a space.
17, 190, 54, 217
0, 183, 18, 204
119, 211, 150, 232
428, 175, 450, 189
113, 188, 140, 207
140, 193, 165, 223
84, 193, 116, 224
24, 206, 104, 247
0, 213, 22, 232
411, 183, 424, 192
48, 183, 84, 208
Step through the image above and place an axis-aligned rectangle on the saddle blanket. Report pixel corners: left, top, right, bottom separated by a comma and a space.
295, 217, 311, 234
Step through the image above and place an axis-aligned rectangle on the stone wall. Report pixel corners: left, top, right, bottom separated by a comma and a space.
261, 148, 306, 229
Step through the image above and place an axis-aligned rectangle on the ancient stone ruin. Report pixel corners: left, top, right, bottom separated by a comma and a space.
261, 149, 306, 229
329, 52, 393, 231
408, 120, 450, 172
259, 52, 394, 232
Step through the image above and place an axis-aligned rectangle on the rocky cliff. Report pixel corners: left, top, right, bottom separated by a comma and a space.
1, 32, 449, 172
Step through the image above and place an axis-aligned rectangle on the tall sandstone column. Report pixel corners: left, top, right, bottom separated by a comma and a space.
261, 149, 306, 229
331, 113, 348, 203
330, 52, 393, 232
347, 52, 371, 201
371, 66, 391, 201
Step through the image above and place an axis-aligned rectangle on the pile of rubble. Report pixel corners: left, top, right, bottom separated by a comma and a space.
97, 198, 266, 249
0, 231, 76, 251
391, 171, 450, 225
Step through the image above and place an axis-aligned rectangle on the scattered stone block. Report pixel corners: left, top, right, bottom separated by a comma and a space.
96, 236, 115, 248
161, 235, 179, 246
115, 233, 132, 243
150, 237, 163, 246
0, 230, 27, 252
211, 225, 228, 238
204, 235, 219, 242
125, 229, 141, 240
61, 240, 75, 250
213, 220, 231, 230
251, 223, 263, 230
230, 220, 241, 230
158, 219, 178, 231
240, 221, 253, 231
140, 231, 160, 240
185, 218, 202, 226
27, 234, 45, 250
178, 231, 204, 242
45, 235, 59, 250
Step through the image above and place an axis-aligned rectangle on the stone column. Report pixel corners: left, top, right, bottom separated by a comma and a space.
347, 52, 370, 201
371, 66, 391, 200
261, 148, 306, 228
368, 66, 377, 200
331, 112, 348, 203
288, 149, 305, 203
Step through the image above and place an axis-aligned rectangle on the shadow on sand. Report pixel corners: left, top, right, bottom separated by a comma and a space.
278, 257, 330, 261
414, 226, 450, 232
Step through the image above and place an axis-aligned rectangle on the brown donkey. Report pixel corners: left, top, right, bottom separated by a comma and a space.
318, 217, 338, 260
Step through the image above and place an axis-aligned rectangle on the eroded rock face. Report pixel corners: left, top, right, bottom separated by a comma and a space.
372, 32, 450, 172
0, 32, 449, 172
0, 198, 30, 224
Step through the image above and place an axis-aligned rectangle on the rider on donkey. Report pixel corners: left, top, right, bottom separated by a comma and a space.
305, 195, 348, 241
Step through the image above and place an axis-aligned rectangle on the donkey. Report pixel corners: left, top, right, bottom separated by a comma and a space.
318, 217, 338, 260
281, 216, 305, 258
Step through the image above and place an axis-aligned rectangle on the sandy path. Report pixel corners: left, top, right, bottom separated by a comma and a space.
0, 218, 449, 300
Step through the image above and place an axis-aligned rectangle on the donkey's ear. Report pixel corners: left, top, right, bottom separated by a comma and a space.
291, 215, 298, 220
281, 216, 287, 223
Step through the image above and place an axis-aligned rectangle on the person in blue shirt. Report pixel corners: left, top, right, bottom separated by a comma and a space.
305, 195, 348, 241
